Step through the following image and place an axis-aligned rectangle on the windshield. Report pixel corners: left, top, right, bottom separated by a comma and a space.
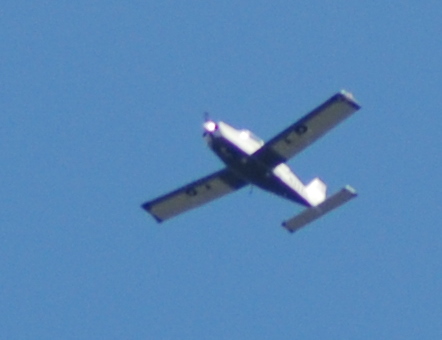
239, 130, 264, 146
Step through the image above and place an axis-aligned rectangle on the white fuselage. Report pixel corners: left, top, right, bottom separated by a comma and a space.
203, 121, 326, 207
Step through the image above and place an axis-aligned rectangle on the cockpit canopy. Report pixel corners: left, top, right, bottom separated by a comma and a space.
239, 129, 264, 146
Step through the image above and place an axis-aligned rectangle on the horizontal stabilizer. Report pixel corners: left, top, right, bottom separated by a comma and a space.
282, 186, 357, 233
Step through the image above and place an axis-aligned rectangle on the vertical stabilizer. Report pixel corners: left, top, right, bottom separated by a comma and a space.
304, 178, 327, 206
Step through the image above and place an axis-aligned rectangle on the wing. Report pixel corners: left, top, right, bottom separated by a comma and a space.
141, 168, 247, 222
254, 91, 361, 167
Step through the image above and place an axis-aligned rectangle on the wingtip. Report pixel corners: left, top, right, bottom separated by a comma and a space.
339, 90, 361, 109
343, 185, 358, 197
281, 221, 296, 233
141, 202, 164, 223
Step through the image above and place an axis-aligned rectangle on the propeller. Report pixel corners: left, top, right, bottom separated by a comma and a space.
203, 112, 217, 134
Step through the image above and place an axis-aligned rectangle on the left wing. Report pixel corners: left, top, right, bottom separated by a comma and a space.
254, 91, 360, 167
142, 168, 247, 222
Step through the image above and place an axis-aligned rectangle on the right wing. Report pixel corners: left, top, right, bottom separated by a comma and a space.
142, 168, 247, 222
254, 91, 361, 167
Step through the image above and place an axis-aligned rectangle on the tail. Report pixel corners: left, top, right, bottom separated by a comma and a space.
283, 185, 357, 233
304, 177, 327, 206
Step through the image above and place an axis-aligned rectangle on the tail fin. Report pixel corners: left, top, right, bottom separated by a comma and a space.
304, 177, 327, 206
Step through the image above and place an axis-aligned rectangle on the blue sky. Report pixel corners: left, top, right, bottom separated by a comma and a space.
1, 1, 441, 339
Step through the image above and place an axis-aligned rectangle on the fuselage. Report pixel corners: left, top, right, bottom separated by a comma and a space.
203, 121, 311, 207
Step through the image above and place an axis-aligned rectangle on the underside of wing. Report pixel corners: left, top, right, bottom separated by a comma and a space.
141, 168, 247, 223
254, 91, 361, 167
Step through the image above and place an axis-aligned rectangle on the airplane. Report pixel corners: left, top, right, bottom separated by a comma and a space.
142, 90, 361, 233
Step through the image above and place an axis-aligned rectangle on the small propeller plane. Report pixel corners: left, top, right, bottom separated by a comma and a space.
142, 90, 361, 232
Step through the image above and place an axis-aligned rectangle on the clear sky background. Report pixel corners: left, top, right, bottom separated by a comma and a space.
1, 1, 441, 339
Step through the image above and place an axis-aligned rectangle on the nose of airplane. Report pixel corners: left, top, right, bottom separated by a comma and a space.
203, 120, 217, 133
